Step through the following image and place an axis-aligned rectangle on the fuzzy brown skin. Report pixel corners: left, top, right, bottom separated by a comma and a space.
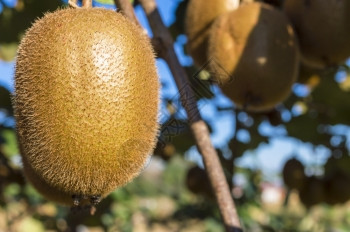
208, 3, 299, 112
14, 8, 159, 204
284, 0, 350, 68
185, 0, 237, 67
22, 153, 93, 206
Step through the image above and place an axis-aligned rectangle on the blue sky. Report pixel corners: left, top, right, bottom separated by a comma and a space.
2, 0, 348, 182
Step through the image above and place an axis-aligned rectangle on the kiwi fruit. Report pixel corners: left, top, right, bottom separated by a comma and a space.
299, 176, 326, 208
284, 0, 350, 68
185, 0, 238, 67
208, 3, 299, 112
282, 158, 306, 191
21, 152, 87, 206
186, 166, 213, 199
14, 8, 159, 206
324, 171, 350, 205
323, 155, 350, 205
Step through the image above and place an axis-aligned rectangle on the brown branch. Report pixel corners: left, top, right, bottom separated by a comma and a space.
150, 37, 163, 58
114, 0, 242, 231
114, 0, 139, 26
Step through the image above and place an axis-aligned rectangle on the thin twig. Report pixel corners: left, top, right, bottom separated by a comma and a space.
114, 0, 243, 231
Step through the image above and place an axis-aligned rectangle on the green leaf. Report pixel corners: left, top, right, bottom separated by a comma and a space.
0, 86, 13, 115
94, 0, 115, 4
0, 0, 63, 43
0, 43, 18, 61
1, 129, 19, 157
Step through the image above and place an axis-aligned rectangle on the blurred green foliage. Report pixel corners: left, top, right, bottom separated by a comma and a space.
0, 0, 63, 60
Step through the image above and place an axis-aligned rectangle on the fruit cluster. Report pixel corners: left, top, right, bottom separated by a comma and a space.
283, 155, 350, 208
185, 0, 350, 112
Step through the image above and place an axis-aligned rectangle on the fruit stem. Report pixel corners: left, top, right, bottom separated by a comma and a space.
114, 0, 243, 231
68, 0, 79, 8
82, 0, 92, 8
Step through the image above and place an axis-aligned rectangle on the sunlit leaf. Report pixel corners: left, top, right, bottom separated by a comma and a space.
1, 129, 19, 156
0, 42, 17, 61
94, 0, 114, 5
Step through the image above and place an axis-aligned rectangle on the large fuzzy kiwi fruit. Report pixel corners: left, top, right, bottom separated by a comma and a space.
208, 3, 299, 112
21, 151, 84, 206
185, 0, 238, 67
284, 0, 350, 68
14, 8, 159, 206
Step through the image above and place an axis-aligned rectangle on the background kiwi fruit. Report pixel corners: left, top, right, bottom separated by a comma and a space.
185, 166, 214, 199
282, 158, 306, 191
208, 2, 299, 112
185, 0, 238, 67
283, 0, 350, 68
14, 8, 159, 206
299, 176, 326, 208
324, 171, 350, 205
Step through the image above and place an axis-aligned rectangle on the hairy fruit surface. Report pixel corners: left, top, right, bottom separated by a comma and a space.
14, 8, 159, 205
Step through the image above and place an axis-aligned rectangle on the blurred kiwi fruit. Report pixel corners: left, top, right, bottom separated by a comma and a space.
208, 2, 299, 112
284, 0, 350, 68
324, 171, 350, 205
282, 158, 306, 191
299, 176, 326, 208
185, 0, 238, 67
14, 8, 159, 206
323, 155, 350, 204
186, 166, 213, 199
